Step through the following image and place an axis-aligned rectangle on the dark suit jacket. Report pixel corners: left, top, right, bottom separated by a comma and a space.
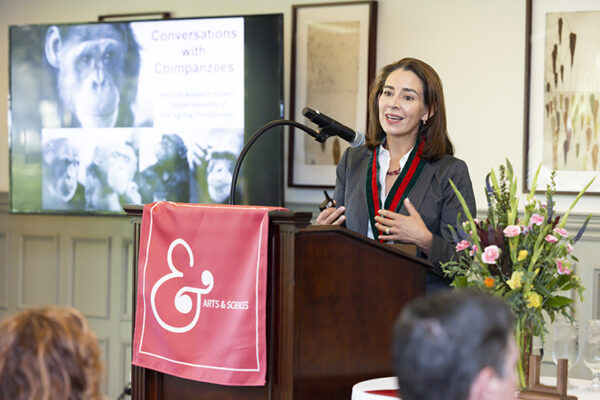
333, 145, 476, 284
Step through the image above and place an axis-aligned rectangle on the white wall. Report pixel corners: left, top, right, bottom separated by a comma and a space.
2, 0, 598, 214
288, 0, 530, 209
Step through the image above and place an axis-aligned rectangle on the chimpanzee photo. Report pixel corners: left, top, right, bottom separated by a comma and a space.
44, 23, 141, 128
138, 133, 191, 204
84, 140, 141, 212
41, 137, 85, 210
192, 148, 238, 205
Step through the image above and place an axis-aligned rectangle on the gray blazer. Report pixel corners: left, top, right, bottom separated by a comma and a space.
333, 145, 476, 279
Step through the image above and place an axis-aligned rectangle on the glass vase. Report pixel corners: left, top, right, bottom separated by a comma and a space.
515, 316, 534, 389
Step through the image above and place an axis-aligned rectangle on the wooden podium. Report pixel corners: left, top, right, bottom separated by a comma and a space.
125, 207, 430, 400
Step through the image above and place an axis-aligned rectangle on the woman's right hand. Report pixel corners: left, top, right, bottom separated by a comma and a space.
315, 203, 346, 225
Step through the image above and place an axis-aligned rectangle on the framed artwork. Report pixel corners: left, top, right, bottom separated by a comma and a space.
524, 0, 600, 194
98, 12, 171, 21
288, 1, 377, 188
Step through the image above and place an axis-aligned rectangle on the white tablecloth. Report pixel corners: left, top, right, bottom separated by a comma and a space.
351, 376, 597, 400
351, 377, 398, 400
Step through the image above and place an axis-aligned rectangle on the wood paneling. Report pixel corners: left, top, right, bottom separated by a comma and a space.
121, 239, 134, 320
0, 233, 7, 309
0, 193, 134, 398
20, 234, 59, 307
72, 237, 111, 318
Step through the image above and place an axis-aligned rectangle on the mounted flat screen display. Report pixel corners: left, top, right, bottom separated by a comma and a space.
9, 14, 284, 214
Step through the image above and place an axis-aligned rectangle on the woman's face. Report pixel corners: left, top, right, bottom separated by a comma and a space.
378, 68, 429, 141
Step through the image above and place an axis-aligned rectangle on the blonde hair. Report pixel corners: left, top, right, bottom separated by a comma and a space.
0, 306, 103, 400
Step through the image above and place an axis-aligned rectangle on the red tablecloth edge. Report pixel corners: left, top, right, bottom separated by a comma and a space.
364, 389, 400, 398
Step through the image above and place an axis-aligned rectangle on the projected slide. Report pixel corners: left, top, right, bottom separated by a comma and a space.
10, 16, 255, 214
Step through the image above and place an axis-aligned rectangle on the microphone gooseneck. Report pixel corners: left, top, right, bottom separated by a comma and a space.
229, 110, 363, 205
228, 119, 325, 205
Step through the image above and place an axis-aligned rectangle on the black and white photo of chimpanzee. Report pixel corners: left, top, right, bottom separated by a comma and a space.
84, 138, 141, 212
44, 23, 141, 128
41, 137, 85, 210
138, 133, 191, 204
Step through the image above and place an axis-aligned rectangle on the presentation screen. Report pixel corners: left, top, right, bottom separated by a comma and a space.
9, 14, 284, 214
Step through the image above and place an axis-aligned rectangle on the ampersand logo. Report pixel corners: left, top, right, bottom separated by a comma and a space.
150, 238, 214, 333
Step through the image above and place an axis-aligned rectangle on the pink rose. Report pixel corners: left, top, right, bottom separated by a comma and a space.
545, 234, 558, 243
556, 259, 572, 275
481, 245, 500, 264
529, 214, 544, 226
503, 225, 521, 238
554, 227, 568, 237
567, 243, 574, 254
456, 240, 470, 252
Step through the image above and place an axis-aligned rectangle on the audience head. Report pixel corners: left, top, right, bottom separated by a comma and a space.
366, 57, 454, 159
392, 290, 516, 400
0, 305, 103, 400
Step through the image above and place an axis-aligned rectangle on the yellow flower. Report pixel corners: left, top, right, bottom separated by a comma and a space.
517, 250, 528, 261
527, 292, 542, 308
507, 271, 523, 289
484, 277, 495, 288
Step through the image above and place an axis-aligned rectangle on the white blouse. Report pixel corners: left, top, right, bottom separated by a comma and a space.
366, 144, 413, 239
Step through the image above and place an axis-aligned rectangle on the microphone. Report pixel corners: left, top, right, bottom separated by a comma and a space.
302, 107, 365, 148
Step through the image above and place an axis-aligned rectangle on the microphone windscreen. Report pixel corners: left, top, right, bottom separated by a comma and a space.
350, 131, 365, 148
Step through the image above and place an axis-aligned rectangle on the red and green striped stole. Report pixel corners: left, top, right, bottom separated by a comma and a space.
366, 135, 427, 241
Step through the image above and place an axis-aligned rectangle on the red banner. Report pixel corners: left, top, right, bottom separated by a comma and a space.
132, 202, 285, 386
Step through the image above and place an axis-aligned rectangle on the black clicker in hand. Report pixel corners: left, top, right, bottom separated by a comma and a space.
319, 190, 335, 212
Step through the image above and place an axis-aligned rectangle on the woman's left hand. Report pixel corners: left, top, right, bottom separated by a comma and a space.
374, 198, 433, 253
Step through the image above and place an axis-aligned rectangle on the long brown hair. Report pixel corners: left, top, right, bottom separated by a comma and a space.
366, 58, 454, 160
0, 306, 103, 400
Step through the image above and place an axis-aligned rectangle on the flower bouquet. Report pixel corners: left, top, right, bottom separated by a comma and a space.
442, 160, 594, 388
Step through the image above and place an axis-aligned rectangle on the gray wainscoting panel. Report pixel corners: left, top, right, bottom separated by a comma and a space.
0, 233, 7, 309
0, 194, 136, 399
72, 237, 111, 319
98, 337, 110, 395
120, 343, 132, 396
19, 234, 59, 307
121, 239, 133, 320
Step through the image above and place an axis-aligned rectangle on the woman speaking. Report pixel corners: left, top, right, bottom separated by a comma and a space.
316, 58, 476, 293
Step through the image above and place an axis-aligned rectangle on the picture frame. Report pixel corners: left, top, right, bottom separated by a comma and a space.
524, 0, 600, 194
288, 1, 377, 188
98, 12, 171, 22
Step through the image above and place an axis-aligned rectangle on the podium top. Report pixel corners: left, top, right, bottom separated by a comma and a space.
299, 224, 430, 269
124, 204, 309, 220
124, 204, 427, 268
